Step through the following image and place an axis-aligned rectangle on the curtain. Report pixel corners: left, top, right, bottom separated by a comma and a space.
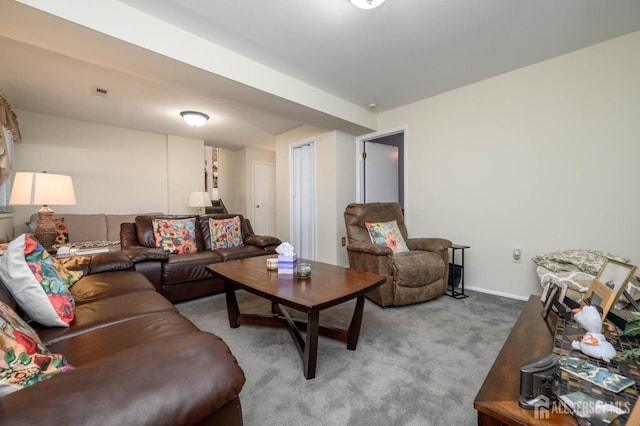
0, 95, 21, 185
291, 142, 315, 260
0, 127, 14, 209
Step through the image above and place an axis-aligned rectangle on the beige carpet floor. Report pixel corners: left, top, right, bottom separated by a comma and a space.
176, 289, 525, 426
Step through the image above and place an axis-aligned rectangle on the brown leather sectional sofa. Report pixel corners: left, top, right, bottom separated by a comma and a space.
0, 252, 245, 425
120, 214, 282, 303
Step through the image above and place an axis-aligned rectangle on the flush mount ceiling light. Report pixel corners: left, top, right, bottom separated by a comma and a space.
180, 111, 209, 127
350, 0, 386, 9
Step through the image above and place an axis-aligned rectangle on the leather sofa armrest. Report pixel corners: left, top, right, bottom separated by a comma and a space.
57, 252, 133, 275
119, 222, 139, 249
0, 332, 245, 425
243, 234, 282, 248
406, 238, 452, 254
346, 241, 393, 256
120, 247, 169, 263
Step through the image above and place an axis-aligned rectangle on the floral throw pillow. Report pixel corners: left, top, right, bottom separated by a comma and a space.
0, 234, 76, 327
0, 243, 81, 288
365, 220, 410, 254
0, 300, 74, 396
152, 218, 198, 255
53, 259, 84, 288
209, 216, 244, 249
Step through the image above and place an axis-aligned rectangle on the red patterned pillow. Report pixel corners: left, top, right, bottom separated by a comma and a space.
152, 218, 198, 254
54, 218, 69, 244
209, 216, 244, 249
0, 300, 74, 395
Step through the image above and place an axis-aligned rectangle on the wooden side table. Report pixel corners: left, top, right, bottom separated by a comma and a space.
447, 244, 469, 299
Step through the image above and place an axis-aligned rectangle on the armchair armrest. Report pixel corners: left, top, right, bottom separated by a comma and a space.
244, 235, 282, 248
346, 241, 393, 256
406, 238, 452, 253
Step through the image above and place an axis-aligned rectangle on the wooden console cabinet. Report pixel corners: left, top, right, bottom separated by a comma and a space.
475, 294, 640, 425
474, 295, 575, 425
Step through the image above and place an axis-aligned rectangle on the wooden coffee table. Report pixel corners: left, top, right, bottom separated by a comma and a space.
206, 256, 386, 379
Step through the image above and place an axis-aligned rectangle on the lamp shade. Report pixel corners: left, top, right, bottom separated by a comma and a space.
9, 172, 77, 206
180, 111, 209, 127
188, 191, 211, 208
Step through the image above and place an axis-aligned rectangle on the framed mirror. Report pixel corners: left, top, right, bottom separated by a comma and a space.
595, 258, 637, 295
583, 259, 637, 320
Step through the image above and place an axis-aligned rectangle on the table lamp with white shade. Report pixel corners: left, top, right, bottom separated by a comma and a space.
10, 172, 77, 252
188, 191, 211, 215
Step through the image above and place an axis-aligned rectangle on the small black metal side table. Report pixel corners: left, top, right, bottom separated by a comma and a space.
447, 244, 469, 299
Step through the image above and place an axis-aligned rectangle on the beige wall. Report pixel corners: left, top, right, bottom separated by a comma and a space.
168, 135, 206, 215
217, 146, 275, 222
11, 110, 204, 234
275, 126, 356, 265
335, 131, 357, 266
378, 31, 640, 299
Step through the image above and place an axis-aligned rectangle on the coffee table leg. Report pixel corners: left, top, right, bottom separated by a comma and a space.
303, 310, 320, 379
224, 281, 240, 328
346, 296, 365, 350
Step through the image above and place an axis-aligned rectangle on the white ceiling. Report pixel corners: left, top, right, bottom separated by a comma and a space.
2, 0, 640, 149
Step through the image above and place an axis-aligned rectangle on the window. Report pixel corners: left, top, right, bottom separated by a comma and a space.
0, 126, 15, 212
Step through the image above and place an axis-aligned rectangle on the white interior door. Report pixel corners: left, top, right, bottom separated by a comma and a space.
290, 141, 316, 260
364, 142, 399, 203
252, 162, 275, 235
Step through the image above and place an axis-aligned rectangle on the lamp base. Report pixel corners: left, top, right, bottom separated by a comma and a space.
34, 205, 58, 253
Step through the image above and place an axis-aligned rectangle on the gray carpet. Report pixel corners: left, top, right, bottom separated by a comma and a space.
176, 289, 525, 426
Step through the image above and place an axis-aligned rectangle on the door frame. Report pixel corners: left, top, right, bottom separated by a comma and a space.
355, 125, 408, 220
289, 138, 317, 260
251, 160, 276, 235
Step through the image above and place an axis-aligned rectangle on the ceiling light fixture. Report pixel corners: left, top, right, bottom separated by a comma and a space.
180, 111, 209, 127
350, 0, 386, 9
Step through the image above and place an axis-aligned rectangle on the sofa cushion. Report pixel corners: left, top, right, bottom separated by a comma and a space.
152, 218, 198, 255
162, 251, 222, 285
365, 220, 410, 254
0, 234, 75, 327
393, 250, 445, 288
9, 331, 245, 426
105, 213, 162, 242
0, 300, 74, 396
30, 214, 108, 243
213, 245, 269, 262
209, 216, 244, 249
35, 290, 177, 345
70, 271, 156, 304
47, 311, 199, 365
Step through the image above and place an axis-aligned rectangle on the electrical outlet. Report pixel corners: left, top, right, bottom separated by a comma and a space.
341, 236, 346, 247
512, 248, 521, 263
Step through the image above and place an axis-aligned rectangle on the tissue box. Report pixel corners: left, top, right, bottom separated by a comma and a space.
278, 254, 297, 274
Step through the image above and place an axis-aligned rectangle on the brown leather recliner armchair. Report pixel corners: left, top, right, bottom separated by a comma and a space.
344, 202, 452, 307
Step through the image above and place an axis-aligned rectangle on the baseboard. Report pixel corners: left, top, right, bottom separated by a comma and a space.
465, 285, 530, 301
